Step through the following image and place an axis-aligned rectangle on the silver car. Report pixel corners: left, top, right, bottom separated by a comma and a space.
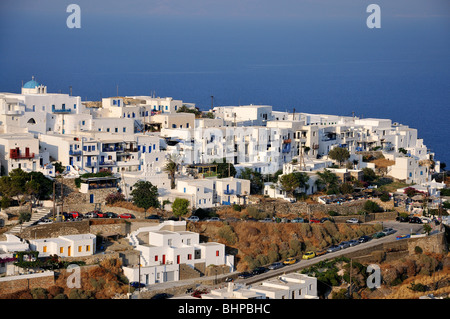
338, 241, 350, 249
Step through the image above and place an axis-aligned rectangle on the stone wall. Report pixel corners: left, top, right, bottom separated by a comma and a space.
0, 271, 55, 295
20, 220, 91, 239
407, 232, 447, 255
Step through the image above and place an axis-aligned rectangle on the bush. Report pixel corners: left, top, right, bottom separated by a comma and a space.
380, 193, 390, 202
105, 192, 125, 205
408, 282, 428, 292
364, 200, 381, 213
218, 225, 237, 245
414, 246, 423, 254
232, 204, 242, 212
31, 288, 48, 299
328, 210, 339, 216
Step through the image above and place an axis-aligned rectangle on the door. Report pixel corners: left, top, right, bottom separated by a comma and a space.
162, 255, 166, 264
177, 255, 180, 264
89, 194, 94, 203
68, 246, 71, 257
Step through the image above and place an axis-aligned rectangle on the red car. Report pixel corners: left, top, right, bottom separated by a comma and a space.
310, 218, 321, 223
69, 211, 81, 219
96, 212, 107, 218
119, 213, 133, 219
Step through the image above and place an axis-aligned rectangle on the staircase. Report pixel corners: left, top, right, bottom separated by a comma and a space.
6, 208, 52, 234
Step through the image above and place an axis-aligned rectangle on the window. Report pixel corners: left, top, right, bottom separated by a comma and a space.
78, 246, 82, 252
216, 250, 219, 257
188, 254, 192, 260
60, 247, 64, 254
43, 246, 47, 253
115, 128, 118, 133
86, 245, 90, 252
155, 255, 158, 262
82, 120, 85, 125
168, 239, 172, 246
123, 127, 126, 132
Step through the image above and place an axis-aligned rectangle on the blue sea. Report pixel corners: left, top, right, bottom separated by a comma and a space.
1, 8, 449, 165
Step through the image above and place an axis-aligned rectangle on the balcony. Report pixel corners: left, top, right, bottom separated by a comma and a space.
223, 189, 234, 195
9, 148, 35, 160
69, 150, 83, 156
52, 106, 71, 113
102, 146, 124, 152
99, 160, 116, 166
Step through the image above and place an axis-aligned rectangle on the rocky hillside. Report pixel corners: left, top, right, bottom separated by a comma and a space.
188, 220, 382, 271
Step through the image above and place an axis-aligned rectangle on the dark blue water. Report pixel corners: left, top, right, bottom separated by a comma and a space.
1, 6, 449, 165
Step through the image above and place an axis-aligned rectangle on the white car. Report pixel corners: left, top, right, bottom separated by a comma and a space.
346, 218, 360, 224
187, 216, 200, 222
206, 217, 221, 222
38, 218, 53, 225
420, 217, 431, 224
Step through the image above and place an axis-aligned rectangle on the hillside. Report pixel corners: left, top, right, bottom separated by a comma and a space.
188, 220, 382, 271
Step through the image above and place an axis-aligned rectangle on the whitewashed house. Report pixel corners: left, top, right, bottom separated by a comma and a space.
29, 234, 96, 258
124, 221, 234, 285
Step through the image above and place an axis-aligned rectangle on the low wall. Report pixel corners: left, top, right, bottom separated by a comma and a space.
0, 271, 55, 295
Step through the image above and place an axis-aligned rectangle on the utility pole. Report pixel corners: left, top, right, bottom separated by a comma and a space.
60, 176, 64, 217
52, 181, 56, 220
138, 254, 141, 292
211, 95, 214, 110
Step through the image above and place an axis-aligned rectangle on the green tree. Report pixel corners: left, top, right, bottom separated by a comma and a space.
213, 158, 236, 178
53, 161, 65, 174
279, 172, 309, 197
239, 168, 263, 194
362, 168, 377, 182
130, 181, 159, 217
315, 169, 339, 193
164, 157, 177, 189
423, 224, 432, 236
328, 147, 350, 167
364, 200, 381, 213
172, 198, 190, 220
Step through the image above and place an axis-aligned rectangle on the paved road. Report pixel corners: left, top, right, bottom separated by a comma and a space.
234, 220, 425, 286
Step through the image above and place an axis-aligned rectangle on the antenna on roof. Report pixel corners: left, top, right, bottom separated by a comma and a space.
69, 86, 72, 96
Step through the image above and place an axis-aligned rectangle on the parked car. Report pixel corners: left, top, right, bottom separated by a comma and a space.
382, 228, 396, 236
420, 217, 431, 224
119, 213, 134, 219
346, 218, 360, 224
358, 235, 371, 243
348, 239, 360, 247
327, 245, 340, 253
85, 211, 98, 218
310, 218, 320, 224
302, 251, 316, 260
373, 232, 386, 239
291, 217, 304, 223
338, 241, 350, 249
251, 267, 268, 275
283, 257, 297, 265
259, 218, 273, 223
96, 212, 107, 218
283, 197, 296, 203
68, 211, 81, 219
37, 218, 53, 225
147, 214, 161, 221
187, 216, 200, 222
130, 281, 146, 288
409, 217, 423, 224
315, 249, 327, 256
268, 262, 284, 270
396, 215, 410, 222
238, 271, 253, 279
206, 217, 221, 222
320, 217, 331, 223
105, 212, 118, 218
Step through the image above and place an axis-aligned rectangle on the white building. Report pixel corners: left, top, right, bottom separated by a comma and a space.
29, 234, 96, 258
124, 221, 234, 285
0, 234, 30, 276
203, 273, 318, 299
